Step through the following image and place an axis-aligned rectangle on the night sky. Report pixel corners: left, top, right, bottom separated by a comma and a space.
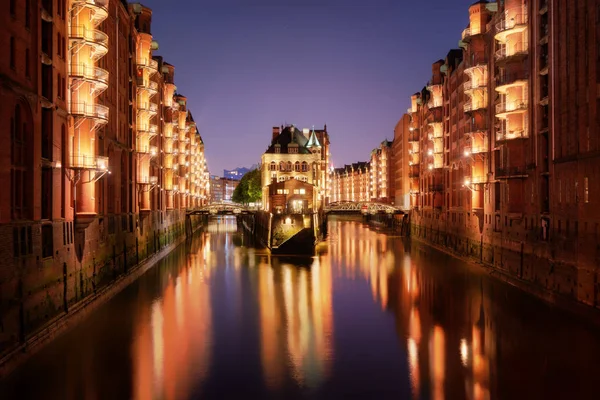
142, 0, 476, 175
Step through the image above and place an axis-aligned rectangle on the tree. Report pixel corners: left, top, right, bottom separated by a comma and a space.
232, 168, 262, 204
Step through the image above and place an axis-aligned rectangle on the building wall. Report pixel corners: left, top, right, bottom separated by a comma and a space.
0, 0, 209, 354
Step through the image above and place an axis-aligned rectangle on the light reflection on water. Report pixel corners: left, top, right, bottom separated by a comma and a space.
3, 216, 600, 399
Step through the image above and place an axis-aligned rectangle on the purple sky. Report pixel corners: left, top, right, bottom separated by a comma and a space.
141, 0, 476, 175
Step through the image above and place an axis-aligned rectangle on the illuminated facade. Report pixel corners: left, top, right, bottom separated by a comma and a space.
0, 0, 209, 353
331, 162, 370, 203
261, 125, 330, 211
405, 0, 600, 308
393, 115, 410, 210
370, 139, 394, 204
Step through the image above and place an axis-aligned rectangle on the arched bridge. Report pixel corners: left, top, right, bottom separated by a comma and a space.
186, 202, 254, 216
324, 201, 404, 215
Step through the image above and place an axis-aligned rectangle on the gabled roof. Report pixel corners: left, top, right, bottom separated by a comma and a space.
265, 125, 311, 154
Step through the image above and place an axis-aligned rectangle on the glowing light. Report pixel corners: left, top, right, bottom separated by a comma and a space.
428, 150, 433, 156
464, 179, 471, 186
460, 339, 468, 367
464, 149, 470, 157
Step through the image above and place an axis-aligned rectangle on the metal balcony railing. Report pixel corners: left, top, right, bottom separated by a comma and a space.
496, 128, 529, 141
495, 42, 528, 61
496, 13, 528, 35
496, 72, 528, 89
69, 155, 109, 170
69, 25, 108, 52
70, 102, 109, 122
138, 176, 158, 185
462, 28, 471, 40
495, 99, 528, 115
138, 58, 159, 71
463, 79, 487, 92
495, 166, 527, 178
72, 0, 109, 26
464, 101, 486, 113
70, 63, 109, 86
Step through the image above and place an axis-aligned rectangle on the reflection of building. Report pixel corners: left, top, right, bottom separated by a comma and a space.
261, 125, 330, 211
132, 240, 213, 400
331, 162, 370, 203
209, 175, 239, 202
370, 139, 394, 204
257, 256, 333, 390
268, 179, 314, 214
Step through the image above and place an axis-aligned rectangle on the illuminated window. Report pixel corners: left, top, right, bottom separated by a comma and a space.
585, 177, 589, 203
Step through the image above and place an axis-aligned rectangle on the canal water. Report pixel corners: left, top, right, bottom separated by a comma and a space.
2, 216, 600, 399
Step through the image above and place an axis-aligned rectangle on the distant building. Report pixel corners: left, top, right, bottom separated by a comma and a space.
209, 175, 239, 203
331, 162, 371, 203
370, 139, 394, 204
261, 125, 330, 211
224, 166, 252, 181
393, 115, 411, 210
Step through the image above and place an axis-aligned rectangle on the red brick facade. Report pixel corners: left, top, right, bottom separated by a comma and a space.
0, 0, 208, 353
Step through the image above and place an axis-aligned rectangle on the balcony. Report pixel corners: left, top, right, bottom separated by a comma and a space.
495, 73, 528, 93
495, 166, 528, 179
138, 58, 159, 72
462, 28, 471, 41
70, 63, 109, 92
495, 13, 528, 42
464, 57, 488, 76
69, 25, 109, 59
137, 79, 158, 95
427, 99, 443, 109
138, 123, 159, 137
71, 0, 109, 26
495, 42, 528, 63
138, 101, 158, 114
68, 155, 109, 171
496, 128, 529, 141
70, 102, 109, 123
138, 176, 158, 185
464, 100, 487, 113
464, 143, 489, 155
495, 99, 528, 116
463, 79, 487, 93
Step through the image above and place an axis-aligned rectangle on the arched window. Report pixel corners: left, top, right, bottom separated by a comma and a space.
294, 161, 300, 172
279, 161, 285, 171
11, 103, 32, 220
270, 162, 276, 171
302, 161, 308, 172
286, 161, 292, 171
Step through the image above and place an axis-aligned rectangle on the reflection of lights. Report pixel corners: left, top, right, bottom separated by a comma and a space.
407, 337, 420, 397
460, 338, 468, 367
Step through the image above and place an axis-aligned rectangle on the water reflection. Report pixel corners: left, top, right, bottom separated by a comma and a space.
133, 232, 213, 400
3, 217, 600, 399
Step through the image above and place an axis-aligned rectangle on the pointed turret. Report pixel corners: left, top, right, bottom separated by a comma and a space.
306, 128, 322, 148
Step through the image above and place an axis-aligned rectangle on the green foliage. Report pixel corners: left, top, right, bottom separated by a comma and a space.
231, 168, 262, 204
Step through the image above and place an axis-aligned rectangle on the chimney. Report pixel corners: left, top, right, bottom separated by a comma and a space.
272, 126, 280, 141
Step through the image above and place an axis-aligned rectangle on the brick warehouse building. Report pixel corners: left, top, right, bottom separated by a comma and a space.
0, 0, 209, 353
402, 0, 600, 308
331, 162, 371, 203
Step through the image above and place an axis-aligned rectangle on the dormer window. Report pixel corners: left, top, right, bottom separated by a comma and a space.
275, 146, 280, 154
